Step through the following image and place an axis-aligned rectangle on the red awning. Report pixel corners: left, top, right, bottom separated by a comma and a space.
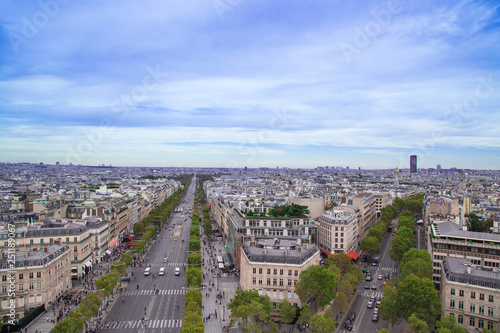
321, 249, 332, 256
347, 251, 359, 260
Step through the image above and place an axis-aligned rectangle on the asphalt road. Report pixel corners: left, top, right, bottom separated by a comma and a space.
100, 177, 196, 332
337, 219, 400, 333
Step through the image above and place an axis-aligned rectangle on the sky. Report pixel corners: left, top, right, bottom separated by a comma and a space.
0, 0, 499, 170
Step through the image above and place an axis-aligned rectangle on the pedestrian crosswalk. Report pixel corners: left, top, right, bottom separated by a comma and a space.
124, 289, 186, 296
103, 319, 183, 330
376, 266, 398, 272
359, 290, 384, 298
144, 262, 186, 267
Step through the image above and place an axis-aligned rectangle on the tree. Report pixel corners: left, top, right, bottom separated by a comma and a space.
395, 274, 441, 325
378, 281, 402, 326
228, 289, 273, 332
297, 303, 311, 326
295, 265, 338, 307
389, 234, 414, 261
324, 252, 351, 274
332, 291, 349, 315
406, 313, 429, 333
435, 315, 467, 333
277, 300, 297, 324
247, 209, 254, 217
400, 249, 432, 268
360, 236, 380, 256
466, 213, 482, 232
121, 252, 133, 266
401, 258, 432, 280
309, 308, 336, 333
393, 197, 405, 212
398, 216, 416, 230
405, 200, 423, 213
377, 330, 389, 333
186, 267, 202, 288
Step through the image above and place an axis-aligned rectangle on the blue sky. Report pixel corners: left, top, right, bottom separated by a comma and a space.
0, 0, 499, 169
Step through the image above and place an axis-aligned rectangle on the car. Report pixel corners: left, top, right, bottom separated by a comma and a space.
159, 267, 165, 276
370, 295, 376, 302
384, 273, 390, 279
382, 281, 387, 286
378, 275, 383, 280
348, 312, 356, 322
367, 301, 374, 308
376, 300, 381, 306
344, 322, 352, 331
370, 285, 377, 290
373, 308, 379, 315
364, 285, 371, 289
372, 314, 379, 322
175, 267, 180, 276
163, 257, 168, 263
365, 275, 372, 282
144, 267, 151, 276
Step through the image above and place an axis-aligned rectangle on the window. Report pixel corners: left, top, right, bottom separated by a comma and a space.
459, 301, 464, 310
288, 279, 292, 287
267, 269, 271, 275
488, 307, 494, 317
450, 300, 455, 308
469, 317, 475, 327
259, 268, 262, 274
253, 268, 256, 274
40, 239, 44, 244
470, 304, 476, 313
488, 295, 494, 302
29, 273, 34, 279
451, 288, 455, 295
29, 282, 34, 290
66, 237, 69, 243
258, 278, 262, 285
478, 319, 484, 329
1, 276, 6, 282
273, 269, 277, 275
459, 290, 464, 297
74, 246, 78, 253
74, 256, 77, 261
1, 286, 6, 294
37, 282, 41, 290
279, 279, 284, 286
288, 270, 292, 276
266, 278, 271, 286
479, 306, 484, 315
37, 272, 41, 278
480, 293, 485, 301
74, 237, 77, 242
294, 270, 298, 276
471, 291, 476, 299
30, 239, 33, 245
252, 277, 256, 284
280, 269, 283, 275
19, 274, 23, 280
488, 322, 494, 329
458, 315, 463, 324
19, 284, 23, 291
273, 278, 277, 286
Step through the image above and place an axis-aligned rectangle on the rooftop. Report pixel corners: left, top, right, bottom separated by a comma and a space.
442, 256, 500, 289
0, 244, 70, 269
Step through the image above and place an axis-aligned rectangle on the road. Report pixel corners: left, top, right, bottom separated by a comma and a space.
337, 219, 399, 333
100, 177, 196, 332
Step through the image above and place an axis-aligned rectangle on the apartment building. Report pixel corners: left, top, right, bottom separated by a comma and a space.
373, 193, 393, 218
0, 244, 71, 323
0, 219, 95, 279
441, 257, 499, 332
317, 210, 357, 255
427, 221, 500, 288
239, 240, 320, 307
350, 194, 377, 239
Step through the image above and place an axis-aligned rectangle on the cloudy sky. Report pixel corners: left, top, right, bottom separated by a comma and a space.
0, 0, 499, 169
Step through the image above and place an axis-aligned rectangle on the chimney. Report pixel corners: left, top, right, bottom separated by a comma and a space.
44, 247, 48, 252
54, 239, 61, 245
466, 265, 471, 274
297, 247, 302, 253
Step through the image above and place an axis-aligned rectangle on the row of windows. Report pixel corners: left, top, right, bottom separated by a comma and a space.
451, 314, 495, 330
449, 300, 495, 316
252, 276, 298, 287
257, 289, 299, 300
2, 295, 43, 308
252, 268, 299, 276
450, 289, 494, 302
2, 272, 42, 281
1, 282, 43, 293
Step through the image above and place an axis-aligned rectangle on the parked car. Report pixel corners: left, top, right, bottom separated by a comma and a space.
364, 285, 371, 289
370, 285, 377, 290
344, 321, 352, 331
384, 273, 390, 279
382, 281, 387, 286
367, 301, 374, 308
365, 275, 372, 282
348, 312, 356, 322
175, 267, 180, 276
372, 314, 379, 322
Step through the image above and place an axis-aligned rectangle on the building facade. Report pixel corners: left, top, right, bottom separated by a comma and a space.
317, 210, 357, 255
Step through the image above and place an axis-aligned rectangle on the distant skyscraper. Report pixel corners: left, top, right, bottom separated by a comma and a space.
394, 167, 400, 186
410, 155, 417, 173
436, 164, 441, 173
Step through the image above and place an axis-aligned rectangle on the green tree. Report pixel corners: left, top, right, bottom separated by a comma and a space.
401, 258, 432, 280
389, 234, 414, 261
360, 236, 380, 256
406, 313, 429, 333
187, 252, 202, 266
228, 289, 273, 333
395, 274, 441, 325
186, 267, 202, 288
277, 300, 297, 324
247, 209, 254, 217
332, 291, 350, 316
120, 252, 133, 266
295, 265, 338, 307
377, 329, 389, 333
378, 281, 401, 326
309, 308, 336, 333
369, 223, 386, 242
393, 197, 405, 212
324, 252, 351, 274
297, 303, 311, 326
466, 213, 482, 232
405, 200, 423, 213
435, 314, 467, 333
400, 249, 432, 268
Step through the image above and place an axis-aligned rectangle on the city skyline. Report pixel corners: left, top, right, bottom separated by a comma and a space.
1, 0, 499, 169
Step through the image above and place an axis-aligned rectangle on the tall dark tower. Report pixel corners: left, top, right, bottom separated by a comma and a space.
410, 155, 417, 173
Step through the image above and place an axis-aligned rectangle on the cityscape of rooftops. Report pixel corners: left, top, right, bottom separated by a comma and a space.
1, 1, 500, 332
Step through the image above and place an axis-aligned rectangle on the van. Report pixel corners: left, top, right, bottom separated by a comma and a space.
144, 267, 151, 276
159, 267, 165, 276
175, 267, 180, 276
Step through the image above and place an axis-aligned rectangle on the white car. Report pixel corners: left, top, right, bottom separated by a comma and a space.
159, 267, 165, 276
175, 267, 180, 276
144, 267, 151, 276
